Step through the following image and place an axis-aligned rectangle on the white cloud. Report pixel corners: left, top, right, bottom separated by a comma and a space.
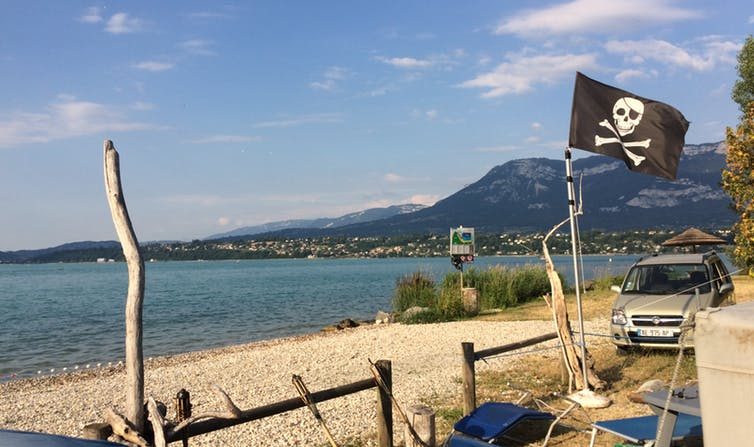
384, 173, 406, 183
323, 66, 348, 80
383, 173, 429, 183
310, 66, 349, 91
376, 56, 433, 69
133, 61, 174, 72
496, 0, 700, 37
531, 122, 542, 130
614, 69, 652, 83
188, 135, 261, 144
0, 95, 158, 147
750, 15, 754, 24
253, 113, 343, 128
363, 194, 438, 209
408, 194, 438, 206
375, 52, 463, 71
605, 38, 740, 71
524, 136, 541, 144
460, 53, 598, 98
79, 7, 103, 23
310, 80, 336, 91
106, 12, 143, 34
217, 217, 231, 226
179, 39, 215, 56
425, 109, 438, 120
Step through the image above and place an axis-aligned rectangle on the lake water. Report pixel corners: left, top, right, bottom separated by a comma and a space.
0, 255, 637, 380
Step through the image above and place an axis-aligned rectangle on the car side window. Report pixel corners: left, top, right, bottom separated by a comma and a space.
711, 261, 730, 289
623, 267, 641, 292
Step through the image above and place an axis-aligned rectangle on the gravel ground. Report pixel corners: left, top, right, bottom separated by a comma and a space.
0, 319, 605, 446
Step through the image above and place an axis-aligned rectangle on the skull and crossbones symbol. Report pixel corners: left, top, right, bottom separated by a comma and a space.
595, 97, 651, 166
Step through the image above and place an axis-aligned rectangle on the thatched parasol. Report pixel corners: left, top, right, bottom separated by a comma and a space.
661, 227, 726, 252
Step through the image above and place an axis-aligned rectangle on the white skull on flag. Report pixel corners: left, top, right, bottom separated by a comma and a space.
612, 97, 644, 136
594, 97, 652, 166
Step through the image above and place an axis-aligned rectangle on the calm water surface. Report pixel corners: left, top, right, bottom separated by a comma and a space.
0, 255, 637, 379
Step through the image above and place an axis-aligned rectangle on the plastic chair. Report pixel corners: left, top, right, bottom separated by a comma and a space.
588, 413, 702, 447
444, 402, 555, 446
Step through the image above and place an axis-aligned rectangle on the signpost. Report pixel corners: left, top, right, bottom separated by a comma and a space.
450, 226, 475, 288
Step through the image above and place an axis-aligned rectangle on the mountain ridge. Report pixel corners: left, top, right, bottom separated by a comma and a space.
251, 141, 733, 239
0, 141, 734, 261
206, 204, 426, 240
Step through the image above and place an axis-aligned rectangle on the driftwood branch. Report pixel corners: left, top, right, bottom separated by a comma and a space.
147, 398, 167, 447
542, 220, 604, 391
104, 408, 148, 447
167, 384, 242, 437
104, 140, 146, 432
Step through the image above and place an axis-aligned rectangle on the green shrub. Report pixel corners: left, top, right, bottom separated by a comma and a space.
478, 266, 515, 309
392, 264, 554, 323
458, 266, 483, 289
438, 280, 466, 318
591, 273, 624, 290
392, 270, 437, 312
507, 265, 550, 306
400, 307, 448, 324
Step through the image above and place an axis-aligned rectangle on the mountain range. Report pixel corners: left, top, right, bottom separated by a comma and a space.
206, 204, 426, 240
235, 141, 734, 239
0, 141, 735, 261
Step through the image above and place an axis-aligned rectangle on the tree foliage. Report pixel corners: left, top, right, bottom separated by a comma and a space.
721, 103, 754, 270
724, 37, 754, 272
733, 36, 754, 112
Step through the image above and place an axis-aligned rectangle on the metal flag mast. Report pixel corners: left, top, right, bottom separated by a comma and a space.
565, 148, 589, 391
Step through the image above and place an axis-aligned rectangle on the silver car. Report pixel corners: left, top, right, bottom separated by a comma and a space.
610, 251, 734, 351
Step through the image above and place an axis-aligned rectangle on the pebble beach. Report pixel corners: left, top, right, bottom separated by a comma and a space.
1, 319, 605, 446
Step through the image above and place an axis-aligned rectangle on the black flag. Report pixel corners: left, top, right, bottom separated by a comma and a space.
569, 72, 689, 180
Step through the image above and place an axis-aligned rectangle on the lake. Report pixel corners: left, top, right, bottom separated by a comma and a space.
0, 255, 637, 380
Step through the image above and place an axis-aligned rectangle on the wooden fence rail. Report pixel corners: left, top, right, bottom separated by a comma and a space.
461, 332, 559, 415
86, 360, 394, 446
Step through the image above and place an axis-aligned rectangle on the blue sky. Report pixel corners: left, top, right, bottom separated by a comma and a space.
0, 1, 750, 250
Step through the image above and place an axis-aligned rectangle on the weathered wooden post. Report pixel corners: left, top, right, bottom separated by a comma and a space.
461, 288, 479, 315
104, 139, 146, 432
461, 342, 476, 415
375, 360, 393, 447
404, 405, 436, 447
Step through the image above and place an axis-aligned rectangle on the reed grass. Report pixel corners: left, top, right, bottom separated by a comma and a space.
394, 264, 552, 322
392, 270, 437, 312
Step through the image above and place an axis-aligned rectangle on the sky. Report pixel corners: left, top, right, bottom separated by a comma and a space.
0, 1, 751, 250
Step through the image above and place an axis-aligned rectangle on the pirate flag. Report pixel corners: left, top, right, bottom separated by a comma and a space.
568, 72, 689, 180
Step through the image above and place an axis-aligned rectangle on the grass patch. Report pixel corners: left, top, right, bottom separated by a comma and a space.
393, 265, 553, 322
424, 276, 754, 446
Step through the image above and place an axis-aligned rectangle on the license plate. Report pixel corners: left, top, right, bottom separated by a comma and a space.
637, 328, 675, 337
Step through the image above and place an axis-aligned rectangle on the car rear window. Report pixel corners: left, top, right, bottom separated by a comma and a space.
622, 263, 710, 295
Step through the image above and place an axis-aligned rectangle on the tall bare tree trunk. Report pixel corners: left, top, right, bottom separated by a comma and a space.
104, 140, 145, 432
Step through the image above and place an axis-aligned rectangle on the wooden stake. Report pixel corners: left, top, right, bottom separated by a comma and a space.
104, 140, 146, 432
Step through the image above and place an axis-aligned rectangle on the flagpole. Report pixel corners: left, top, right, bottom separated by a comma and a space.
565, 148, 589, 390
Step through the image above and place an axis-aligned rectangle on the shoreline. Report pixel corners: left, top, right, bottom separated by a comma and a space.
0, 319, 608, 446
